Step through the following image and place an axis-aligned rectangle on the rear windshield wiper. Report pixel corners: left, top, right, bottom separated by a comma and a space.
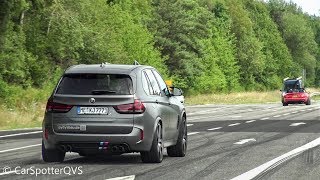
91, 90, 116, 95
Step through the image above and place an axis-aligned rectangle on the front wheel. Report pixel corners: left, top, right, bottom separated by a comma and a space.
140, 123, 163, 163
167, 116, 187, 157
283, 102, 288, 106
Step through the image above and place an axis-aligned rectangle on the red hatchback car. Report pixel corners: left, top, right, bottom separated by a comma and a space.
281, 78, 311, 106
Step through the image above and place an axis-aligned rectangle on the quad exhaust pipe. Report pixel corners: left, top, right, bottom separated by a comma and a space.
66, 145, 72, 152
59, 145, 72, 152
110, 145, 126, 153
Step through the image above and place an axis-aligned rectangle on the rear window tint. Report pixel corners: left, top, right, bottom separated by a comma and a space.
56, 74, 133, 95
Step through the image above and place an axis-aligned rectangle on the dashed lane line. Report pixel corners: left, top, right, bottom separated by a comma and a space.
105, 175, 135, 180
273, 115, 281, 118
260, 117, 270, 120
289, 122, 306, 127
0, 144, 41, 154
207, 127, 222, 131
187, 132, 200, 136
0, 131, 42, 139
234, 138, 256, 145
245, 120, 256, 123
228, 123, 241, 127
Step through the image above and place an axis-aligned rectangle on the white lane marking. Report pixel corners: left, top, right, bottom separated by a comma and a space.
290, 122, 306, 127
188, 110, 216, 115
0, 131, 42, 139
228, 123, 241, 127
273, 115, 281, 118
245, 120, 256, 123
234, 138, 256, 145
231, 136, 320, 180
0, 144, 41, 154
272, 109, 277, 111
106, 175, 135, 180
0, 127, 41, 132
291, 111, 298, 114
187, 132, 199, 136
187, 124, 193, 127
0, 170, 17, 176
207, 127, 222, 131
189, 116, 215, 121
260, 117, 269, 120
300, 110, 306, 112
230, 115, 242, 118
283, 113, 290, 116
247, 109, 253, 112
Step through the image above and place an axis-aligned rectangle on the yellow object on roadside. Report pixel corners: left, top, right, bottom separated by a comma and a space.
165, 80, 173, 87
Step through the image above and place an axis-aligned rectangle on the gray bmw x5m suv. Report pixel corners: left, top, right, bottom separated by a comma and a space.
42, 63, 187, 163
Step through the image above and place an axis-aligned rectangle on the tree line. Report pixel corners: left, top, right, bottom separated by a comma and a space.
0, 0, 320, 99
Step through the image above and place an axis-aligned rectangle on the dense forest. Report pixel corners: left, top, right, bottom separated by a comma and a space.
1, 0, 320, 102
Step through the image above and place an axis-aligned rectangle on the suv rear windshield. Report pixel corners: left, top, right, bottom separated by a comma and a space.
56, 74, 133, 95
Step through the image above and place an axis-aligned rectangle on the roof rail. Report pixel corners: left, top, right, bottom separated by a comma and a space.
296, 76, 302, 80
100, 62, 110, 68
133, 60, 140, 65
283, 77, 289, 81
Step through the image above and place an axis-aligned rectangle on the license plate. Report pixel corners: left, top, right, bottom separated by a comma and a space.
77, 107, 109, 115
293, 95, 298, 98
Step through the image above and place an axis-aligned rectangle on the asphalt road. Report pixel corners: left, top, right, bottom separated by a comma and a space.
0, 102, 320, 180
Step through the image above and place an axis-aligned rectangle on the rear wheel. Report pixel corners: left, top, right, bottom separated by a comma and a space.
283, 102, 288, 106
167, 116, 187, 157
42, 141, 65, 162
306, 98, 311, 105
140, 123, 163, 163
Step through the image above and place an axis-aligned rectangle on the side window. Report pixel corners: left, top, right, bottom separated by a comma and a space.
152, 70, 167, 92
142, 71, 152, 95
145, 69, 161, 96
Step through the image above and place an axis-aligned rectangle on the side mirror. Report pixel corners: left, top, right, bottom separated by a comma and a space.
172, 87, 183, 96
163, 88, 171, 97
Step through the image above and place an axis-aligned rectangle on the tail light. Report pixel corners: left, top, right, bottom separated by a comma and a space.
114, 99, 145, 114
46, 100, 73, 113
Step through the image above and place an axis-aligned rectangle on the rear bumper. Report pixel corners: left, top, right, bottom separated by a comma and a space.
43, 126, 152, 152
284, 97, 308, 103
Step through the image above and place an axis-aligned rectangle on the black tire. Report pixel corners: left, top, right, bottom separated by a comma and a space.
140, 123, 163, 163
167, 116, 187, 157
283, 103, 288, 106
42, 141, 65, 162
306, 98, 311, 105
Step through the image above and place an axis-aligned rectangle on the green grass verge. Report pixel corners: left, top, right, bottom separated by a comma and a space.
185, 88, 320, 105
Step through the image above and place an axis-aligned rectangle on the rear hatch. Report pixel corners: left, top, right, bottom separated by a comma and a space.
48, 73, 136, 134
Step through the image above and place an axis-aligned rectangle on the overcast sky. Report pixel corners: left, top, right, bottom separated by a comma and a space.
285, 0, 320, 16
